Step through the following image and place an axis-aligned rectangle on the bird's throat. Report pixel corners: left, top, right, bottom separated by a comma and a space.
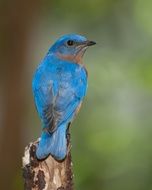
56, 51, 84, 64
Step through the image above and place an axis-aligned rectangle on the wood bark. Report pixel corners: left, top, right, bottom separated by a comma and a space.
22, 131, 73, 190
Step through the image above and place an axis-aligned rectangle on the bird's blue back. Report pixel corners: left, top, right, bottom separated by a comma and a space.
33, 53, 87, 126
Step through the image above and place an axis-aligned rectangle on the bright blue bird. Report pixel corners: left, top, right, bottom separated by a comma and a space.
32, 34, 96, 160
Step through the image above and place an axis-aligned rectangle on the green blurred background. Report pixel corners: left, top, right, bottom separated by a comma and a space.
1, 0, 152, 189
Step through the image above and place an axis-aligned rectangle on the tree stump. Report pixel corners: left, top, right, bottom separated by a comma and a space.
22, 132, 73, 190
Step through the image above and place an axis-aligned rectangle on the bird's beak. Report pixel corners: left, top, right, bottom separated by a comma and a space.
78, 40, 96, 48
86, 40, 96, 46
76, 40, 96, 54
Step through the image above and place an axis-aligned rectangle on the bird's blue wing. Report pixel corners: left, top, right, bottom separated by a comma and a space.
33, 84, 81, 132
33, 79, 57, 132
53, 66, 88, 127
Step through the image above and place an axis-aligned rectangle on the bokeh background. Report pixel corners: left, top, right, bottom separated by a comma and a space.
1, 0, 152, 189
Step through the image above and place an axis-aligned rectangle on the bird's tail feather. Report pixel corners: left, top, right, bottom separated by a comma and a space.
36, 124, 67, 160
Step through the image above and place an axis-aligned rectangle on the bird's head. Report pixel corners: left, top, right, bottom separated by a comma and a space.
49, 34, 96, 64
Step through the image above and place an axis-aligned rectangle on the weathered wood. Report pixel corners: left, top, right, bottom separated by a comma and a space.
22, 132, 73, 190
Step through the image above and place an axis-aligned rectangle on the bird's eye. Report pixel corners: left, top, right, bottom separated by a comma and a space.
67, 40, 74, 46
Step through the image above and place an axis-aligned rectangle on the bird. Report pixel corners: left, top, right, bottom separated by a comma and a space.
32, 34, 96, 160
